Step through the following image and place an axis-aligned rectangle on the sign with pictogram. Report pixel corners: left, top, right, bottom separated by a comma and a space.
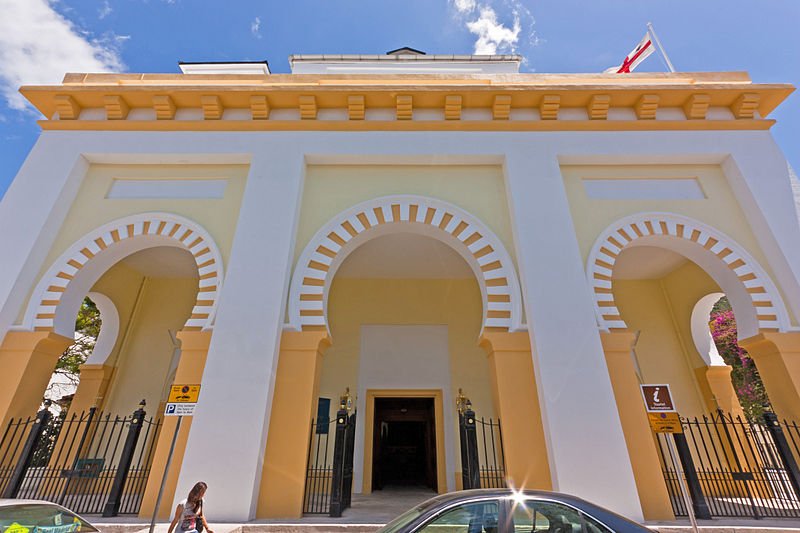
164, 403, 196, 417
648, 412, 683, 433
168, 384, 200, 403
640, 384, 676, 413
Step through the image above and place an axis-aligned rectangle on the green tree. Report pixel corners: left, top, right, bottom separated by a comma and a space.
46, 298, 102, 405
709, 296, 771, 421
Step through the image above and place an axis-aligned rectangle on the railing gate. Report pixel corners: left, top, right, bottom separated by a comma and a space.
458, 406, 506, 490
0, 402, 162, 516
656, 411, 800, 519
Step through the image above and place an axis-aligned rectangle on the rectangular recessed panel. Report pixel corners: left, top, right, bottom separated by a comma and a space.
582, 178, 705, 200
107, 179, 228, 199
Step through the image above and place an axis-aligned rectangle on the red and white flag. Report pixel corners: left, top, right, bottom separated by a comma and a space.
605, 32, 655, 73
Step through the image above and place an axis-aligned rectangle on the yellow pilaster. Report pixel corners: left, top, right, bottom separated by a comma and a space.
257, 330, 330, 518
0, 331, 73, 426
479, 331, 551, 490
138, 330, 211, 520
600, 331, 674, 521
740, 332, 800, 421
703, 365, 747, 418
68, 364, 115, 414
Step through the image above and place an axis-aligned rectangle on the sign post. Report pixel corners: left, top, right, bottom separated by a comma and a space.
148, 385, 200, 533
640, 384, 699, 533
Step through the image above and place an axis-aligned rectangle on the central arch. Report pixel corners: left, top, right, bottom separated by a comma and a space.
288, 195, 522, 333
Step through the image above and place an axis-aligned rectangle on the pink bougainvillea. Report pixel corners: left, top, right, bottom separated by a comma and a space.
709, 298, 771, 420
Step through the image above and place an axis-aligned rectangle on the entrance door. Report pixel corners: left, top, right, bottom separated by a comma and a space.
372, 397, 437, 491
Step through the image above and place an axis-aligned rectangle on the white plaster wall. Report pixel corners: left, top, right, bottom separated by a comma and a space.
2, 129, 800, 521
353, 325, 456, 494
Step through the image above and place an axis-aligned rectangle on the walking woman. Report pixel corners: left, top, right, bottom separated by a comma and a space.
168, 481, 213, 533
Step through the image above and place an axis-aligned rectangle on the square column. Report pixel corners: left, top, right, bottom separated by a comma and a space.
480, 331, 551, 490
600, 332, 674, 520
257, 330, 329, 518
139, 330, 211, 520
504, 151, 643, 521
740, 332, 800, 421
0, 331, 73, 426
174, 148, 306, 521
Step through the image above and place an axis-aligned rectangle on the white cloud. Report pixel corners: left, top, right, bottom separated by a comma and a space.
251, 16, 262, 39
451, 0, 537, 58
0, 0, 123, 110
454, 0, 476, 13
466, 6, 520, 55
98, 1, 112, 19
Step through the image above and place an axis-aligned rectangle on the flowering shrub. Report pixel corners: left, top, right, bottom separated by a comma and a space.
709, 297, 771, 421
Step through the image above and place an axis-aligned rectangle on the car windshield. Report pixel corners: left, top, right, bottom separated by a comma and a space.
376, 493, 456, 533
0, 503, 98, 533
376, 505, 424, 533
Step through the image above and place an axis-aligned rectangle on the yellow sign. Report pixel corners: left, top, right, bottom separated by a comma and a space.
648, 412, 683, 433
168, 384, 200, 403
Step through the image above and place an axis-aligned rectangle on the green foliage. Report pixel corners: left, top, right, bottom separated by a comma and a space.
48, 298, 102, 404
709, 296, 771, 421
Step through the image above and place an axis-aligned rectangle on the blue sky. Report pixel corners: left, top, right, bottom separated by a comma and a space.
0, 0, 798, 199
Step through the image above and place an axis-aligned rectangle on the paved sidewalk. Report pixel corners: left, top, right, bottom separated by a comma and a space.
90, 488, 800, 533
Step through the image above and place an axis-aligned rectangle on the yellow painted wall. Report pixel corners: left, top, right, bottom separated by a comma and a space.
102, 275, 198, 415
84, 257, 198, 416
88, 261, 145, 378
561, 164, 795, 325
319, 277, 496, 471
16, 163, 247, 325
296, 165, 515, 267
613, 260, 724, 417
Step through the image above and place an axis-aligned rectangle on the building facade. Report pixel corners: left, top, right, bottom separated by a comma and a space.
1, 51, 799, 523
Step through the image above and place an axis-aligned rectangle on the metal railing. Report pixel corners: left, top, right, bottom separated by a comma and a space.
656, 411, 800, 519
459, 409, 506, 490
0, 403, 162, 516
302, 409, 357, 516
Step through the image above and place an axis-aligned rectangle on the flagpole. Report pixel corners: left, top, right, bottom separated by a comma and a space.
647, 22, 676, 73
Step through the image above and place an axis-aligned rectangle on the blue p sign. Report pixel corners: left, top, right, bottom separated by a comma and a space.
166, 404, 176, 415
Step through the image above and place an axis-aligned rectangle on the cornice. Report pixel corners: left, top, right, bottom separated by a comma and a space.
19, 71, 794, 132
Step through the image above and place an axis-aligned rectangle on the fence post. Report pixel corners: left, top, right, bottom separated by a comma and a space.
2, 403, 52, 498
329, 407, 348, 517
342, 412, 356, 511
672, 432, 712, 519
102, 401, 146, 517
763, 411, 800, 497
459, 407, 480, 490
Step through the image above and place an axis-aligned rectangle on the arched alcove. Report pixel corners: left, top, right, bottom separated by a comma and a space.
288, 195, 522, 334
587, 212, 789, 339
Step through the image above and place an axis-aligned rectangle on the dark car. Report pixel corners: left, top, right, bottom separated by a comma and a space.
376, 489, 653, 533
0, 500, 99, 533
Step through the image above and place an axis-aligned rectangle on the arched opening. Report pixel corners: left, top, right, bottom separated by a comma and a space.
320, 231, 493, 496
31, 243, 201, 414
43, 296, 103, 413
704, 295, 772, 421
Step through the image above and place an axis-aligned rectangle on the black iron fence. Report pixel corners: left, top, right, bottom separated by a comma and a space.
459, 408, 506, 490
303, 408, 357, 516
0, 402, 162, 516
656, 410, 800, 519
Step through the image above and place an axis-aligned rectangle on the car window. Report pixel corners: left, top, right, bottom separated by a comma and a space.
0, 503, 98, 533
418, 500, 500, 533
511, 500, 613, 533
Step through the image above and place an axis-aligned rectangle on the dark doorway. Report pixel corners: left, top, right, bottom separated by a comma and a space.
372, 397, 437, 491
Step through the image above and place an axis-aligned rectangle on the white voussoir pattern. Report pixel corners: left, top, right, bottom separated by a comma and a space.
289, 195, 522, 333
587, 212, 789, 333
26, 213, 223, 333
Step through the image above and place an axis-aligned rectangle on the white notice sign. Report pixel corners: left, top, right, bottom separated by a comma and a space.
164, 403, 196, 416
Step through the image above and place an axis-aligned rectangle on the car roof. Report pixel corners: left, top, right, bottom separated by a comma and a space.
411, 489, 651, 532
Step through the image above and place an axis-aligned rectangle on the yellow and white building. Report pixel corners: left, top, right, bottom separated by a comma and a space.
1, 50, 799, 523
